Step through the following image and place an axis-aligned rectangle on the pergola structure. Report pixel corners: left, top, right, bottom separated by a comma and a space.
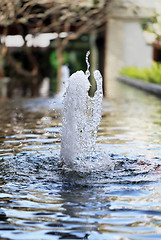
0, 0, 112, 96
0, 0, 110, 35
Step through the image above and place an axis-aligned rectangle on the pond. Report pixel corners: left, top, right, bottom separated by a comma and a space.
0, 80, 161, 240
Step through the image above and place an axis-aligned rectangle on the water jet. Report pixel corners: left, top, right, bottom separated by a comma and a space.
60, 51, 113, 172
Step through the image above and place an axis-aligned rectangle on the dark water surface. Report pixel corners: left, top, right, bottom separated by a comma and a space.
0, 82, 161, 240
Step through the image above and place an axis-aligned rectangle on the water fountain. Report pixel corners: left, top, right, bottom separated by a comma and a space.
1, 50, 161, 239
60, 51, 113, 172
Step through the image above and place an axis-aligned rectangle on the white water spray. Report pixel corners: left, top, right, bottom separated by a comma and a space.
55, 65, 70, 99
60, 52, 113, 172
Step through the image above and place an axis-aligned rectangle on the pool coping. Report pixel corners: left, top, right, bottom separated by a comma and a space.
117, 75, 161, 97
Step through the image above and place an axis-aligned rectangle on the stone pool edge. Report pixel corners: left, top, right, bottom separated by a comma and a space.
117, 75, 161, 97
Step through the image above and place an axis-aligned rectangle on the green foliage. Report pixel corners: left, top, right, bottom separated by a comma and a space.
141, 6, 161, 41
120, 62, 161, 85
49, 51, 69, 71
49, 50, 69, 93
120, 66, 149, 81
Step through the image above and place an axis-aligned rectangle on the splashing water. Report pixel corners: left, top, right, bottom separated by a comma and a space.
55, 65, 70, 100
60, 52, 113, 172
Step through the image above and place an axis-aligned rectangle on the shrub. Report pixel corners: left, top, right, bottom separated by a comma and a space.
120, 62, 161, 85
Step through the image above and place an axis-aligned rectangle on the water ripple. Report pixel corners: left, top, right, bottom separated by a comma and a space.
0, 91, 161, 239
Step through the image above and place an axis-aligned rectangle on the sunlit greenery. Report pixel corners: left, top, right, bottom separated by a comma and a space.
142, 0, 161, 41
120, 62, 161, 85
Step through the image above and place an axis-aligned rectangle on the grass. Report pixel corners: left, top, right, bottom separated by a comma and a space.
120, 62, 161, 85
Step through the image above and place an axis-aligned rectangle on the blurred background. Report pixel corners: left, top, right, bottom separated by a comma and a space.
0, 0, 160, 99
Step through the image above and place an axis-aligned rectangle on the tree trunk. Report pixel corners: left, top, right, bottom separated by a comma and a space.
56, 38, 64, 93
31, 77, 39, 97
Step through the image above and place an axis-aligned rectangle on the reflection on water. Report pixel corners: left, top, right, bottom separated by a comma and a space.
0, 82, 161, 239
